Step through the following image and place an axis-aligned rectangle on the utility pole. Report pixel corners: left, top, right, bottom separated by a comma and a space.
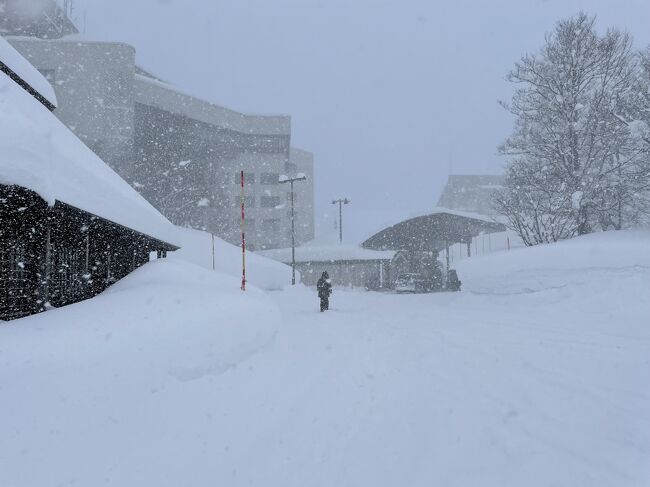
332, 198, 350, 244
279, 173, 307, 285
240, 170, 246, 291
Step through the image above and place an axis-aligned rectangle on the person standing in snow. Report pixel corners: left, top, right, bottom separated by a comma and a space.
317, 272, 332, 312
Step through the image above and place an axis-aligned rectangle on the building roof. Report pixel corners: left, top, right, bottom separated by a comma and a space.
0, 63, 180, 247
436, 174, 505, 216
134, 74, 291, 136
0, 0, 78, 39
258, 244, 395, 264
362, 208, 506, 252
0, 35, 57, 108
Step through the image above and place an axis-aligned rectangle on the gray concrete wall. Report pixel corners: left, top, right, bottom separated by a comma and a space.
132, 77, 294, 250
295, 260, 390, 290
0, 0, 78, 39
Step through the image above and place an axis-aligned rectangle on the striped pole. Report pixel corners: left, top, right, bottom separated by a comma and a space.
241, 170, 246, 291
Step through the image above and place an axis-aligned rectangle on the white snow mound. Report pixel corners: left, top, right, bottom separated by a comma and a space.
456, 230, 650, 295
171, 226, 294, 290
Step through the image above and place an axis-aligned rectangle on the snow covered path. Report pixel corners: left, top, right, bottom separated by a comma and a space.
1, 231, 649, 486
211, 282, 649, 487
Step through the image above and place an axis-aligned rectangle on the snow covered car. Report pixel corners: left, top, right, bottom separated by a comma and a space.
395, 273, 428, 293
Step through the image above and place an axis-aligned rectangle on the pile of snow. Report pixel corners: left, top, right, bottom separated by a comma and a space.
1, 229, 648, 486
0, 56, 179, 246
0, 258, 281, 486
170, 226, 293, 290
0, 35, 57, 107
456, 230, 650, 295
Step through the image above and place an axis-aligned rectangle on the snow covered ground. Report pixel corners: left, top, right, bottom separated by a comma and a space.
170, 226, 294, 290
1, 230, 649, 486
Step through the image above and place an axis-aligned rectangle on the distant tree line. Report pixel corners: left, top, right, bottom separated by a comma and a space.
495, 13, 650, 245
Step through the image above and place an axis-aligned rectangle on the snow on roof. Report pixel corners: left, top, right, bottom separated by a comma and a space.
0, 68, 180, 247
417, 207, 500, 223
366, 207, 501, 231
0, 35, 57, 108
258, 245, 395, 264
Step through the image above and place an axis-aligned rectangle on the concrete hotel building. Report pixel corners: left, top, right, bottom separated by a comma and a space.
3, 0, 315, 250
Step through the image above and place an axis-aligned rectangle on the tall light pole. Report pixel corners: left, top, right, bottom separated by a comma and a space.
332, 198, 350, 244
279, 173, 307, 285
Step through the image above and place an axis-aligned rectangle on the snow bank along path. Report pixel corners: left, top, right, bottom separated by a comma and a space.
170, 226, 293, 290
1, 230, 648, 486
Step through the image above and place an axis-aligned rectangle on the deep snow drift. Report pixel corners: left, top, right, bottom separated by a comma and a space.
170, 226, 293, 290
1, 230, 649, 487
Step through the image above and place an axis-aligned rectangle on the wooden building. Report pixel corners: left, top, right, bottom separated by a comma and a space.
0, 37, 179, 320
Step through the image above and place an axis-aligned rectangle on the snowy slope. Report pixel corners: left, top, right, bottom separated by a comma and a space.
170, 226, 293, 290
1, 230, 648, 487
456, 229, 650, 294
0, 258, 282, 486
0, 66, 179, 246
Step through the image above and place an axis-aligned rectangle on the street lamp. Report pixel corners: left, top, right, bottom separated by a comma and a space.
332, 198, 350, 244
279, 172, 307, 285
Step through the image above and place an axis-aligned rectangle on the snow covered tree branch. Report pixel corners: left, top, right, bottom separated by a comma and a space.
496, 13, 650, 244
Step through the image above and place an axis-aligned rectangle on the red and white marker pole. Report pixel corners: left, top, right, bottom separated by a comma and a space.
240, 170, 246, 291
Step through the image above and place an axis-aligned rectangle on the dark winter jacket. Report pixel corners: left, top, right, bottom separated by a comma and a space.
317, 274, 332, 298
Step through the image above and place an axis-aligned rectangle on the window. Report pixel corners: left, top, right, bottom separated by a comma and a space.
260, 173, 280, 185
235, 172, 255, 184
38, 69, 56, 86
261, 196, 281, 208
261, 219, 281, 233
235, 196, 256, 208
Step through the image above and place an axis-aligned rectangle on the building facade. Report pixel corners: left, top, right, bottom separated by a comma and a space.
437, 175, 505, 216
132, 73, 296, 249
288, 148, 315, 245
6, 19, 315, 250
0, 0, 78, 39
9, 38, 137, 176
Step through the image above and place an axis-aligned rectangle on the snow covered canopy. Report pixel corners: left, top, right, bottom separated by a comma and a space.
0, 34, 57, 109
362, 208, 506, 252
0, 47, 180, 248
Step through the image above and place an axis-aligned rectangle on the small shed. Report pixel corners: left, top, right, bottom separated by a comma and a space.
258, 245, 395, 290
0, 38, 179, 320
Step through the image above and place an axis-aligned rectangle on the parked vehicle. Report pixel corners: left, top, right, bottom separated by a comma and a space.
395, 273, 427, 293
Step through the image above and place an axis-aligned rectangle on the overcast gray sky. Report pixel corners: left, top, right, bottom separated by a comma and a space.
71, 0, 650, 241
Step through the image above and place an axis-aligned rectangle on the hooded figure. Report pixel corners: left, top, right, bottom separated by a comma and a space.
316, 271, 333, 312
